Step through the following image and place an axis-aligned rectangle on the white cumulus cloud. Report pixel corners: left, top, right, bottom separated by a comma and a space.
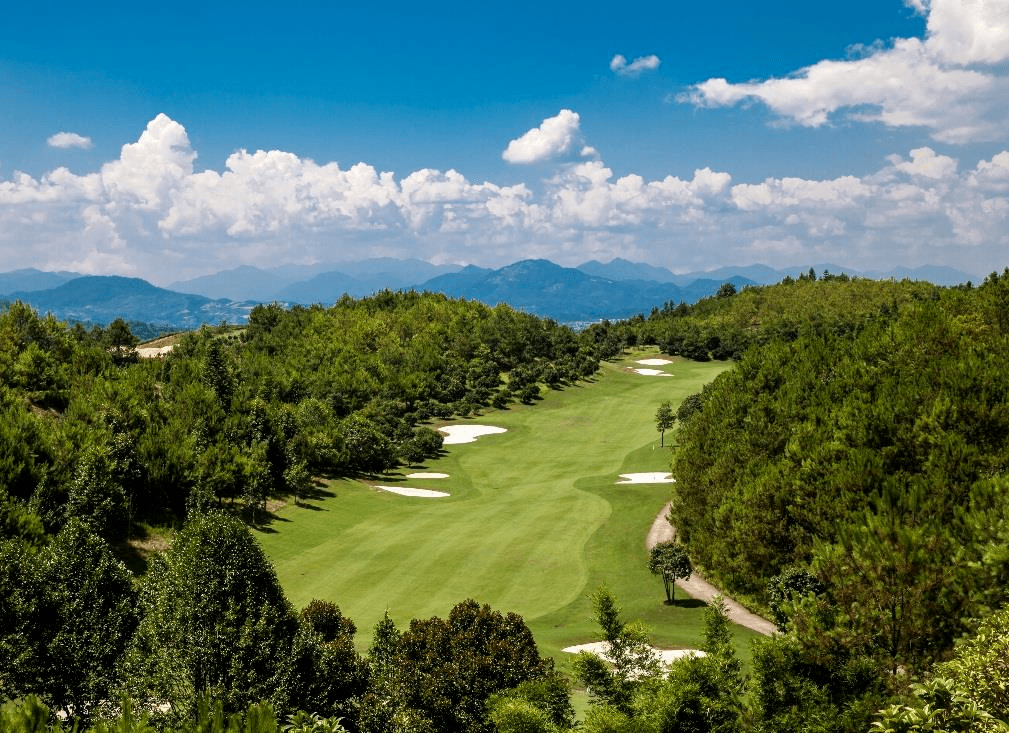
47, 132, 93, 149
683, 0, 1009, 143
610, 53, 661, 76
502, 110, 587, 164
885, 147, 959, 179
1, 114, 1008, 280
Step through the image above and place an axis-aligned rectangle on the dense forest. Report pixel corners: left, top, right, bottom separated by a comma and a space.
617, 270, 1009, 731
0, 291, 607, 731
0, 290, 606, 543
5, 274, 1009, 732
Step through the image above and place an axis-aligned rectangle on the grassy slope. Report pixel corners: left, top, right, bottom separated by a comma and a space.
257, 350, 761, 671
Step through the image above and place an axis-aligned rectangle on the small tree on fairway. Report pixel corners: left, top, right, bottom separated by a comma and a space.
648, 541, 692, 604
655, 401, 675, 447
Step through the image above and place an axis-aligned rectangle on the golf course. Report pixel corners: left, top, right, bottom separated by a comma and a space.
257, 350, 761, 669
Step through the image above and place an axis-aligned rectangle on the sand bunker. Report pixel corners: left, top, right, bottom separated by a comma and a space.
376, 485, 450, 498
617, 473, 676, 484
406, 472, 449, 479
137, 345, 175, 358
631, 368, 673, 377
563, 641, 706, 667
438, 425, 507, 444
636, 358, 674, 366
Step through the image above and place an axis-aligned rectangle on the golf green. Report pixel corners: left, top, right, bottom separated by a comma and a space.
257, 351, 760, 667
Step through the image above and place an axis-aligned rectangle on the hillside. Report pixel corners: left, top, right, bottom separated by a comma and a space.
4, 274, 1009, 731
420, 258, 755, 321
1, 258, 977, 328
4, 275, 256, 328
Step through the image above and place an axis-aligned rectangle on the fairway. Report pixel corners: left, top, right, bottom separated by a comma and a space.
257, 351, 760, 666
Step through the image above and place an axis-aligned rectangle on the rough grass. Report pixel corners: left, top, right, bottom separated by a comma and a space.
257, 350, 761, 672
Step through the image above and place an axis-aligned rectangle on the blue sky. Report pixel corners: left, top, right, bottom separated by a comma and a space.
1, 0, 1007, 283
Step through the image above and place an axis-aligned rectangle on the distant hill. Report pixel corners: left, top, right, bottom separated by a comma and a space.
0, 268, 80, 294
0, 258, 980, 327
168, 265, 289, 302
170, 258, 464, 303
692, 262, 976, 287
5, 276, 256, 328
418, 259, 754, 321
274, 270, 370, 303
577, 258, 678, 283
867, 264, 979, 286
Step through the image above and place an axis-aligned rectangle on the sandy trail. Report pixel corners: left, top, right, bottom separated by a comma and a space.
647, 502, 776, 636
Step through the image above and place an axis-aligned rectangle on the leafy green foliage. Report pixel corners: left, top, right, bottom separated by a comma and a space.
634, 275, 941, 361
766, 568, 825, 632
0, 292, 600, 539
654, 401, 674, 447
487, 675, 575, 732
0, 521, 138, 719
578, 594, 744, 733
647, 541, 692, 603
870, 606, 1009, 732
395, 599, 551, 733
572, 589, 661, 715
120, 512, 365, 725
670, 280, 1009, 676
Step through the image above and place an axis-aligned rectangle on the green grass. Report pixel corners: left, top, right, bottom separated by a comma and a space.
257, 349, 762, 673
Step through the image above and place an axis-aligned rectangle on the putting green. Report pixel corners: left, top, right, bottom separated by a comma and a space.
257, 351, 757, 666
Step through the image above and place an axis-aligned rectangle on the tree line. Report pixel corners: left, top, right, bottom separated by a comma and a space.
0, 290, 615, 731
0, 290, 605, 548
652, 271, 1009, 730
7, 273, 1009, 731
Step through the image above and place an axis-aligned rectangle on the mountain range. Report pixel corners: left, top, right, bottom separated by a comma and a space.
0, 259, 979, 331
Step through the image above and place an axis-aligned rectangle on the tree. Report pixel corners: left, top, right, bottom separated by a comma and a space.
648, 541, 692, 604
675, 392, 705, 423
282, 602, 368, 727
488, 675, 575, 732
870, 606, 1009, 732
716, 282, 737, 298
360, 612, 412, 733
105, 318, 139, 366
572, 588, 660, 715
0, 521, 138, 720
396, 599, 551, 733
120, 512, 309, 721
766, 567, 825, 632
654, 401, 675, 447
870, 678, 1000, 733
202, 339, 235, 408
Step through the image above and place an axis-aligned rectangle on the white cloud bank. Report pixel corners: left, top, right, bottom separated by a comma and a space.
683, 0, 1009, 143
47, 132, 93, 149
610, 53, 661, 76
1, 113, 1008, 281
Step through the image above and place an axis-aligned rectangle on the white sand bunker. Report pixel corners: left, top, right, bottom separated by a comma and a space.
439, 425, 507, 444
406, 472, 449, 479
636, 358, 674, 366
563, 641, 706, 668
618, 473, 676, 484
137, 345, 175, 358
631, 368, 673, 377
376, 485, 450, 498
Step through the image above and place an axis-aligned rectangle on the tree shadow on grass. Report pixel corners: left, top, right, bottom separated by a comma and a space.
112, 542, 152, 576
113, 524, 172, 575
665, 598, 707, 609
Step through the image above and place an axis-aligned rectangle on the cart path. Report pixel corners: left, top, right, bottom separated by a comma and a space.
646, 502, 776, 636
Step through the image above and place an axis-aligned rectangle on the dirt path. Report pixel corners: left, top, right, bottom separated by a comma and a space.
647, 502, 776, 636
